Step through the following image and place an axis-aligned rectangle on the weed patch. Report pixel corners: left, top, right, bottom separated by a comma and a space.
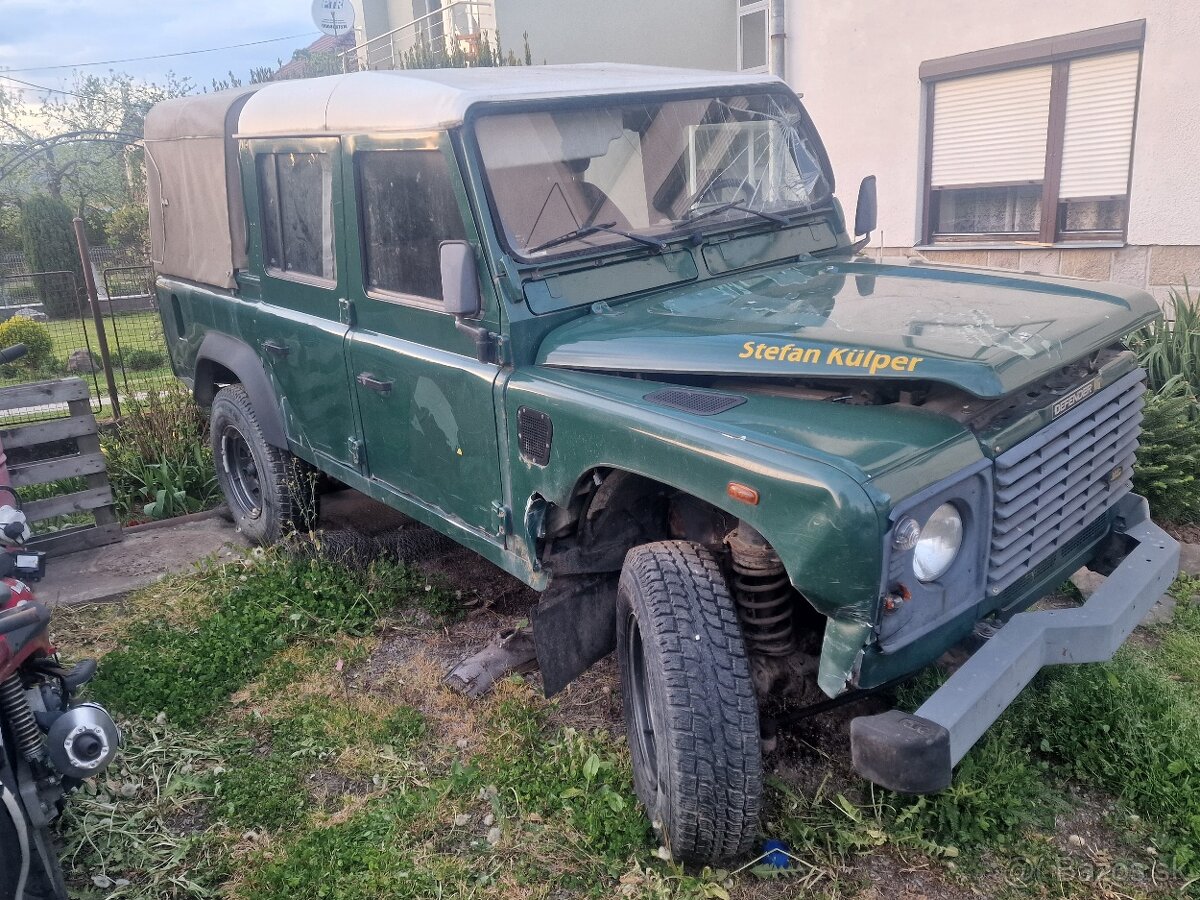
209, 749, 309, 831
57, 722, 232, 899
1006, 648, 1200, 875
90, 554, 432, 726
480, 690, 651, 870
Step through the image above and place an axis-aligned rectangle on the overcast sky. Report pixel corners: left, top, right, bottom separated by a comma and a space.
0, 0, 326, 97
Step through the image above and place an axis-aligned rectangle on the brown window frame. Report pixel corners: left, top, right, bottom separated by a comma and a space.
920, 20, 1144, 246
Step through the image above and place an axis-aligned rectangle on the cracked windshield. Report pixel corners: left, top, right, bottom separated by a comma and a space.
474, 92, 832, 258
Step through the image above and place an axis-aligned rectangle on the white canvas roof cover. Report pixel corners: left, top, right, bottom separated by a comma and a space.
236, 64, 782, 137
144, 66, 783, 288
145, 86, 262, 289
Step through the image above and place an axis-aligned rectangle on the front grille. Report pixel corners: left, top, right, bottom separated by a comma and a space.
993, 515, 1109, 608
987, 368, 1145, 596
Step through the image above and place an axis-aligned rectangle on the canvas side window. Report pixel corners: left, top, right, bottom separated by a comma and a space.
257, 151, 335, 281
358, 149, 467, 302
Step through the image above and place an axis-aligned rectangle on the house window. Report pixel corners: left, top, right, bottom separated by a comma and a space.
257, 152, 336, 282
356, 149, 466, 302
738, 0, 769, 73
922, 23, 1142, 244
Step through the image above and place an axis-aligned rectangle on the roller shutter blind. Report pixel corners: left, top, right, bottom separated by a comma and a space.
931, 65, 1052, 188
1059, 50, 1140, 199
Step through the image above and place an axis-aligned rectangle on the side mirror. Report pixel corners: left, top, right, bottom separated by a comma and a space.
854, 175, 878, 238
440, 240, 481, 318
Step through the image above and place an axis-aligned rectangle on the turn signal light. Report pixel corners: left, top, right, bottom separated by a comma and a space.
726, 482, 759, 505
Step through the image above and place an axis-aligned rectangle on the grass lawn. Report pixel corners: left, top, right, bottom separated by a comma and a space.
0, 310, 173, 399
49, 537, 1200, 900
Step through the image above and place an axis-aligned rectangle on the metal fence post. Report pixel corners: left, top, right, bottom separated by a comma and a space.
71, 218, 121, 419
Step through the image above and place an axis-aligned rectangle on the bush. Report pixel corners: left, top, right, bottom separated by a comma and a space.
1134, 375, 1200, 524
18, 195, 85, 319
101, 387, 220, 521
1130, 284, 1200, 395
124, 348, 166, 371
105, 204, 150, 253
0, 315, 54, 370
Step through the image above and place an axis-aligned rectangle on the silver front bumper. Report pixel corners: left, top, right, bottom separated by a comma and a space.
851, 493, 1180, 793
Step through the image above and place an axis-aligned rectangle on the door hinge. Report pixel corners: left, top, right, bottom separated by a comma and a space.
492, 501, 511, 537
348, 437, 364, 468
339, 297, 356, 326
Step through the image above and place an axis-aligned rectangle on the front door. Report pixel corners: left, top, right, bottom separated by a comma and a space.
343, 134, 504, 537
244, 138, 357, 471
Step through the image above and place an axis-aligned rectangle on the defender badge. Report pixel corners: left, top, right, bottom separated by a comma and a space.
1052, 379, 1098, 418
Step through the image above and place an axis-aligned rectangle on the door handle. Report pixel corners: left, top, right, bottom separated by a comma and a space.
356, 372, 393, 395
261, 340, 290, 358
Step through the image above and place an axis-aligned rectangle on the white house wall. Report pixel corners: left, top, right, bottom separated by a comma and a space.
495, 0, 737, 71
787, 0, 1200, 294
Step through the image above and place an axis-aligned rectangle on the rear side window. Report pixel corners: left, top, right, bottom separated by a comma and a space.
357, 149, 467, 302
257, 152, 336, 281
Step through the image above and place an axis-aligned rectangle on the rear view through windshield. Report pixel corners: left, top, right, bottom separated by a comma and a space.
473, 91, 833, 259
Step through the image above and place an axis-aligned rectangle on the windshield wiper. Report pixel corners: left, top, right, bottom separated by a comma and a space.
680, 200, 791, 227
526, 221, 667, 255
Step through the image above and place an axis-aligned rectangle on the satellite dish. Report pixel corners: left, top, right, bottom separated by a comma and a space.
312, 0, 356, 37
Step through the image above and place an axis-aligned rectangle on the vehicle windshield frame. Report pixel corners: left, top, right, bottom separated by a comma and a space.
463, 85, 837, 265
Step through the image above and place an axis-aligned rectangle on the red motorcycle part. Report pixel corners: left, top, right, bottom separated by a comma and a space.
0, 578, 54, 678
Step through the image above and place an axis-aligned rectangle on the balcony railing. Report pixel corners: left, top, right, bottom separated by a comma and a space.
339, 0, 498, 72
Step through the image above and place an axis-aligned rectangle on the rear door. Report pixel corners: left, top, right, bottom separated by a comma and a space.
343, 133, 505, 537
244, 138, 358, 470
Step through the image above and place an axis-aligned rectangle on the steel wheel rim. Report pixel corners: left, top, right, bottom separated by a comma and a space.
626, 613, 660, 791
220, 426, 262, 519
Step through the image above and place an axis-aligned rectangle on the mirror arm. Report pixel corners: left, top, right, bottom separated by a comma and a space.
455, 316, 495, 364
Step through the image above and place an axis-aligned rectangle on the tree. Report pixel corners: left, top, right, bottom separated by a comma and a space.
0, 72, 191, 223
18, 194, 85, 318
106, 203, 150, 252
0, 202, 21, 254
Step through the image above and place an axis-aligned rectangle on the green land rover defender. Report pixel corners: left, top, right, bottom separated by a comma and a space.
145, 65, 1179, 863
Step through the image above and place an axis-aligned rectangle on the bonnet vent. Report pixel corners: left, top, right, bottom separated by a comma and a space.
643, 388, 746, 416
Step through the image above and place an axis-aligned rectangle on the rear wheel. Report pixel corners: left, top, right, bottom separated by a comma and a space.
616, 541, 762, 863
210, 385, 318, 545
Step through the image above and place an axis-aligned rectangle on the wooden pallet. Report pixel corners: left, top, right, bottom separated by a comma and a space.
0, 378, 121, 555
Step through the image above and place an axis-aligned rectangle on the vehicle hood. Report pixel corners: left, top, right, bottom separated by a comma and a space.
535, 258, 1161, 398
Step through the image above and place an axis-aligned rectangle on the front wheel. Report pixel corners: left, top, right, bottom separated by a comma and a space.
616, 541, 762, 863
0, 774, 62, 899
210, 385, 318, 545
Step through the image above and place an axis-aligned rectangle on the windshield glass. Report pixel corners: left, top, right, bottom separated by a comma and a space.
473, 91, 833, 259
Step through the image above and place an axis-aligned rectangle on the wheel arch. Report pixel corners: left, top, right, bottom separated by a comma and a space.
193, 332, 287, 448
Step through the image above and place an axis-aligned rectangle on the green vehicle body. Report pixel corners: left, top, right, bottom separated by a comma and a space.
153, 74, 1161, 708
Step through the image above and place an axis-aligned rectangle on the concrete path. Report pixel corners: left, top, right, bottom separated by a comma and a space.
34, 512, 248, 606
31, 489, 407, 607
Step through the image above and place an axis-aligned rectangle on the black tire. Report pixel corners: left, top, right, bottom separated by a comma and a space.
210, 385, 318, 545
0, 790, 20, 900
0, 773, 60, 900
616, 541, 762, 863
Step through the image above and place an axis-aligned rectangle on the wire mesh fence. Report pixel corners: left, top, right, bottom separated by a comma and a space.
0, 261, 173, 424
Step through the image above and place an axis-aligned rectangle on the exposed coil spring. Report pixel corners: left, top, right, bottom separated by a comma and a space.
0, 674, 43, 763
728, 527, 794, 657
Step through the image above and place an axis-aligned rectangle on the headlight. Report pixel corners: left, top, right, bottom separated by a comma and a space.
913, 503, 963, 582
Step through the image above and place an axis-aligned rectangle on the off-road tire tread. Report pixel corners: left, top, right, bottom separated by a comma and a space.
618, 540, 762, 863
210, 385, 317, 545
